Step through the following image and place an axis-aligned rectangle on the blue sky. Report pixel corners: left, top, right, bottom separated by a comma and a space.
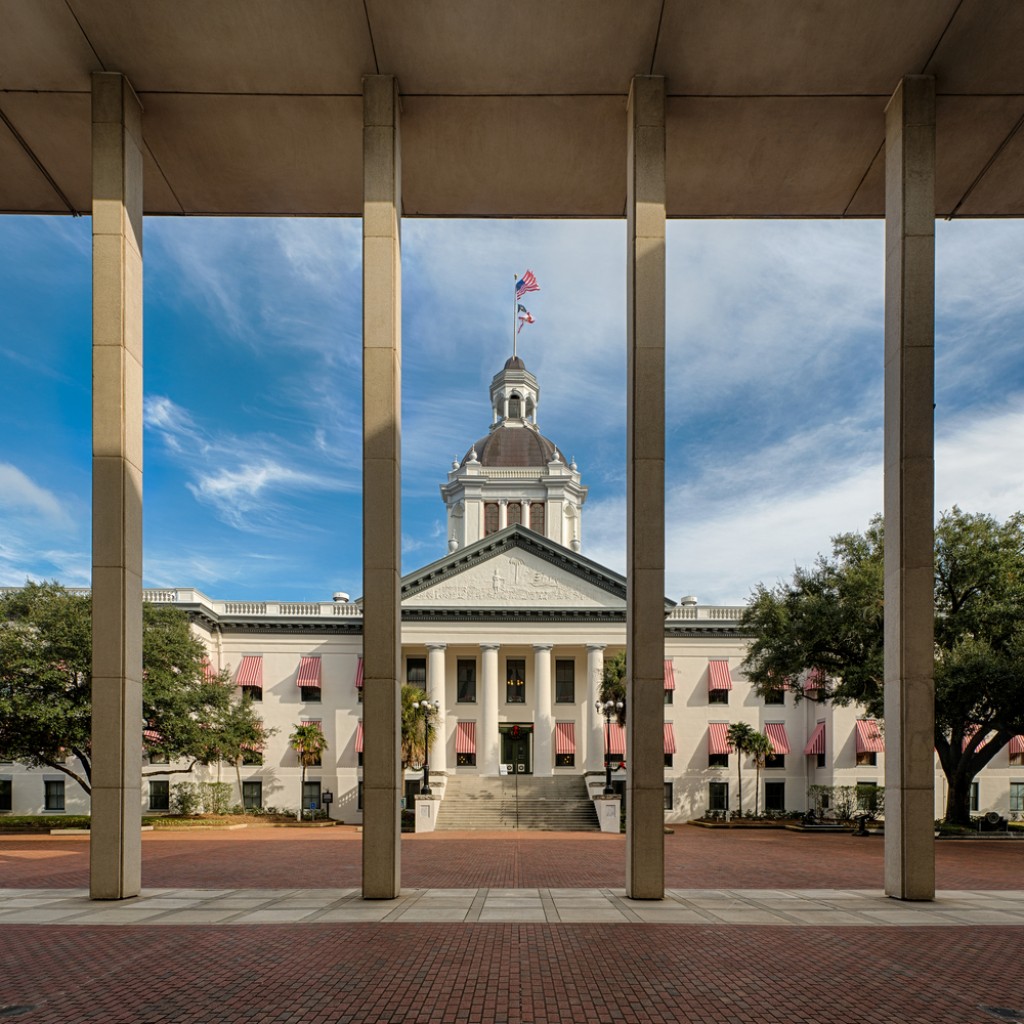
2, 215, 1024, 605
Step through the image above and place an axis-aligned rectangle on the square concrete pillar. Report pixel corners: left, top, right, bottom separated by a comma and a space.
625, 75, 666, 900
362, 74, 402, 900
883, 75, 936, 901
90, 72, 144, 900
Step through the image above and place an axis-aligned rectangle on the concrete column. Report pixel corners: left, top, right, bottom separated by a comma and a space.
480, 643, 500, 774
586, 644, 606, 773
533, 644, 553, 776
361, 74, 402, 900
426, 643, 447, 776
883, 75, 936, 901
90, 72, 143, 901
625, 75, 665, 900
499, 500, 508, 530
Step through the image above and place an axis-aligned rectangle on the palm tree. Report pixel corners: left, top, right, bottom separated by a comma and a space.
289, 722, 327, 821
726, 722, 756, 818
748, 731, 774, 817
401, 685, 436, 769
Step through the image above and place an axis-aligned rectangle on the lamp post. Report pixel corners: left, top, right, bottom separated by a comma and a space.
596, 698, 624, 795
411, 699, 440, 796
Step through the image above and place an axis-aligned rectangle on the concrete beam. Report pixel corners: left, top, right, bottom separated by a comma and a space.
625, 75, 666, 901
361, 74, 402, 900
883, 75, 936, 901
89, 71, 144, 900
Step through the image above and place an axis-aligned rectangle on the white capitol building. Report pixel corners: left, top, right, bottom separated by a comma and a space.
5, 356, 1022, 824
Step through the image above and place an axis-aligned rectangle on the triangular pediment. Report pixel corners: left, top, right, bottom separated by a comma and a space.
401, 526, 626, 610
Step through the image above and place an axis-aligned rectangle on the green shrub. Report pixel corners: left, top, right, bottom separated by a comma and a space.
171, 781, 202, 815
199, 782, 233, 814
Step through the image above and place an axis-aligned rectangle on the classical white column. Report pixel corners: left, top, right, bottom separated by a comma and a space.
90, 72, 144, 901
522, 499, 532, 529
361, 75, 402, 900
625, 75, 666, 900
587, 644, 606, 773
480, 643, 500, 774
533, 644, 553, 776
883, 75, 936, 901
498, 500, 508, 530
426, 643, 447, 776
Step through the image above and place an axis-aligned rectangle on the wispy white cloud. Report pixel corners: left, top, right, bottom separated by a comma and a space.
0, 463, 73, 528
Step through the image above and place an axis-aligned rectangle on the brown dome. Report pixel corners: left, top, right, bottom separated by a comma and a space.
462, 424, 563, 468
504, 355, 527, 370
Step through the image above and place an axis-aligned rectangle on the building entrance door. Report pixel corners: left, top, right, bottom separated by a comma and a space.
500, 725, 532, 774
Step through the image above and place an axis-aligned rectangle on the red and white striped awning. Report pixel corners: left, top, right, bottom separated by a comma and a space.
663, 722, 676, 755
201, 656, 217, 680
300, 719, 321, 730
764, 722, 791, 754
961, 725, 992, 752
143, 728, 162, 744
555, 721, 575, 755
663, 660, 676, 691
708, 722, 732, 755
355, 721, 363, 754
804, 721, 826, 756
804, 668, 824, 690
708, 660, 733, 691
856, 719, 885, 753
236, 655, 262, 689
296, 655, 321, 688
455, 721, 476, 754
1010, 735, 1024, 756
355, 656, 364, 689
605, 722, 626, 756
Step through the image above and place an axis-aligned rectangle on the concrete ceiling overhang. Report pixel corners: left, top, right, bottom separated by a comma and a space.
2, 0, 1024, 218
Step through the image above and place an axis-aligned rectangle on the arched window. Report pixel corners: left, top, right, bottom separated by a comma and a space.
529, 501, 545, 533
508, 392, 522, 418
507, 502, 522, 527
484, 502, 499, 536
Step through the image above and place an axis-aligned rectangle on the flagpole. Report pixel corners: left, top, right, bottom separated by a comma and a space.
513, 272, 518, 359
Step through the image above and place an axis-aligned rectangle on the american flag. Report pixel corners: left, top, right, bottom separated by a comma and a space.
515, 270, 539, 300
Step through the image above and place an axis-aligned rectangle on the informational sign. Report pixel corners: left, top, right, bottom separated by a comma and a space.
499, 764, 509, 775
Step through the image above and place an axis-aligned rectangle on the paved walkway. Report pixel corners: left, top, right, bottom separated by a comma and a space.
2, 885, 1024, 926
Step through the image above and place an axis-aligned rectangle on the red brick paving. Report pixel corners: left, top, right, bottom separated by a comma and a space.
1, 826, 1022, 890
0, 923, 1022, 1023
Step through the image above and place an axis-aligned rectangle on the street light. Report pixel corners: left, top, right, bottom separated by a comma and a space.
595, 698, 624, 795
411, 699, 440, 796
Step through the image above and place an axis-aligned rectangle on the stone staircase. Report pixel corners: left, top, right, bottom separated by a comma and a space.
435, 774, 600, 831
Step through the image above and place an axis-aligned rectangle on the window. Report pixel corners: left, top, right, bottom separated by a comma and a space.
484, 502, 499, 536
507, 501, 522, 527
508, 392, 522, 418
1010, 782, 1024, 814
664, 782, 673, 811
764, 781, 785, 812
529, 502, 545, 533
242, 685, 262, 702
302, 780, 322, 812
555, 753, 574, 767
856, 750, 877, 766
1011, 751, 1024, 767
357, 782, 363, 811
44, 780, 65, 812
763, 688, 785, 706
664, 753, 673, 767
149, 751, 169, 765
457, 752, 477, 767
0, 779, 11, 811
816, 752, 826, 769
765, 754, 785, 770
664, 689, 673, 705
506, 658, 526, 703
242, 749, 264, 766
406, 657, 426, 687
404, 780, 421, 807
970, 781, 980, 812
708, 752, 728, 769
457, 659, 477, 703
300, 686, 321, 703
708, 689, 728, 705
148, 780, 169, 811
555, 660, 575, 703
243, 780, 263, 810
708, 781, 729, 812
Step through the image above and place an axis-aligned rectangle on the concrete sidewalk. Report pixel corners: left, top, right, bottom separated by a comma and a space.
2, 885, 1024, 926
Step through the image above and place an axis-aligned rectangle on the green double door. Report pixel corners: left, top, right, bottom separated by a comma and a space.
500, 726, 532, 774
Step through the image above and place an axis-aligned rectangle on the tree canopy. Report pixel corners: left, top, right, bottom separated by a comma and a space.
741, 508, 1024, 824
0, 582, 266, 794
